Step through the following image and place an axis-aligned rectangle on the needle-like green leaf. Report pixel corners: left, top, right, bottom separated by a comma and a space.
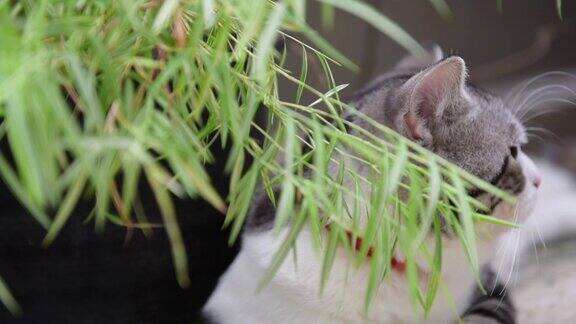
0, 276, 20, 317
316, 0, 427, 57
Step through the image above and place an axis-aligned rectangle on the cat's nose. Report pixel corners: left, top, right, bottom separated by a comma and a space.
532, 174, 541, 188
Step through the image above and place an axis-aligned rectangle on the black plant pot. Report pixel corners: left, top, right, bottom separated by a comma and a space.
0, 144, 238, 323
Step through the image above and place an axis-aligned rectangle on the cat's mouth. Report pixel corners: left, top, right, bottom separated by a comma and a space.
467, 184, 538, 224
492, 188, 538, 224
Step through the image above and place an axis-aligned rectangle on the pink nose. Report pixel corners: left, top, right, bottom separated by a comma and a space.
533, 175, 542, 188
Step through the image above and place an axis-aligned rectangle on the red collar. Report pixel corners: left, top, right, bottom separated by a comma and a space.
325, 224, 406, 273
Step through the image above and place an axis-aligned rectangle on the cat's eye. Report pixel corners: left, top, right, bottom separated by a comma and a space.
510, 146, 519, 159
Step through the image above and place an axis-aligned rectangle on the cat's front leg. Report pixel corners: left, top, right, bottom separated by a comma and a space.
460, 266, 516, 324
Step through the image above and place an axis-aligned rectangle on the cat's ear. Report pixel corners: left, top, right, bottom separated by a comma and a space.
399, 56, 469, 142
395, 44, 444, 70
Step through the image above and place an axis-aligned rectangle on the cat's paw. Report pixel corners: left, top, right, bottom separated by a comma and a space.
461, 314, 511, 324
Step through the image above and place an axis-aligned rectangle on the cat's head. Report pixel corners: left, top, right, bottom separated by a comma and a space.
389, 49, 540, 224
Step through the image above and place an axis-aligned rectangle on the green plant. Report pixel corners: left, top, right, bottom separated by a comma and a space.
0, 0, 523, 317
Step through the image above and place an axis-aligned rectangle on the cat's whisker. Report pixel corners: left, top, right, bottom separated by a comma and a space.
526, 214, 546, 275
493, 241, 508, 291
494, 221, 519, 290
527, 133, 545, 144
500, 206, 524, 291
495, 231, 516, 293
504, 73, 550, 106
524, 110, 562, 124
520, 98, 576, 122
513, 84, 562, 114
526, 126, 550, 133
529, 231, 541, 270
502, 229, 522, 291
519, 94, 576, 120
534, 217, 548, 250
506, 71, 576, 110
493, 231, 510, 281
514, 249, 523, 283
518, 95, 573, 119
526, 126, 561, 143
514, 84, 576, 117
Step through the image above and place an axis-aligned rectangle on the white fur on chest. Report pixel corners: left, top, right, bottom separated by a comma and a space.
204, 227, 494, 323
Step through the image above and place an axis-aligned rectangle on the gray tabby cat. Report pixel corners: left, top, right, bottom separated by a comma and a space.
203, 46, 541, 323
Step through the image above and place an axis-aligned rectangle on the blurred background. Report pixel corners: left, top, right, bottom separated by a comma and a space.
1, 1, 575, 322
